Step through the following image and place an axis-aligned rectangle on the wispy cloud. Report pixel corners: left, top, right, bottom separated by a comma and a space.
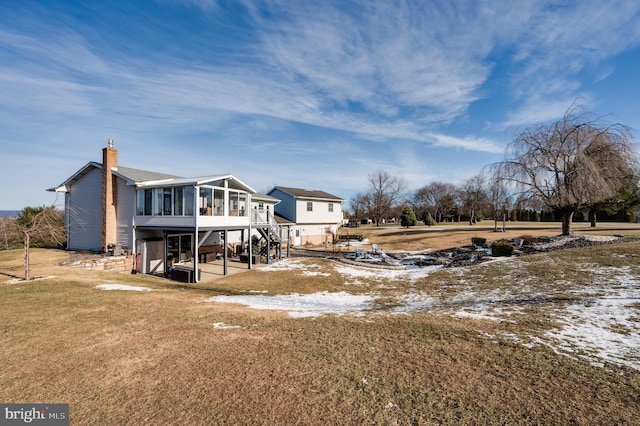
495, 0, 640, 126
5, 2, 634, 149
1, 0, 639, 208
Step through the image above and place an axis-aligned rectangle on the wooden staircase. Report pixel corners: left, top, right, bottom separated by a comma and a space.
252, 209, 288, 258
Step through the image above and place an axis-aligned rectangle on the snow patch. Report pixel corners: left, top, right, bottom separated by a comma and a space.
207, 291, 375, 318
258, 258, 309, 271
95, 284, 152, 292
212, 322, 241, 330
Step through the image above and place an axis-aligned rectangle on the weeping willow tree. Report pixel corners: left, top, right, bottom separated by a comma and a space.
582, 138, 640, 227
493, 105, 638, 235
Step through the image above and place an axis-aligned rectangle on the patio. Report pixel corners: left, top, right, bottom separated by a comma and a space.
172, 257, 266, 282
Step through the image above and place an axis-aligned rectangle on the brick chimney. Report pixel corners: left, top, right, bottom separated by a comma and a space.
102, 139, 118, 253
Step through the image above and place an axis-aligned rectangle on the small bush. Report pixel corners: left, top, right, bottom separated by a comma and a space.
400, 207, 417, 228
471, 237, 486, 247
424, 212, 436, 227
491, 241, 514, 257
521, 235, 538, 245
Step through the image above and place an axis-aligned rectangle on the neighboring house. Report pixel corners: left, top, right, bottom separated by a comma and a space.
267, 186, 343, 246
49, 141, 284, 281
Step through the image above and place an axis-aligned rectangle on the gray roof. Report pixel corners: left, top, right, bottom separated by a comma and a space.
274, 212, 294, 225
271, 186, 343, 201
114, 166, 181, 183
252, 193, 281, 203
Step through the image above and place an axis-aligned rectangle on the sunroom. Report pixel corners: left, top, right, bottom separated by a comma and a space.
132, 174, 256, 282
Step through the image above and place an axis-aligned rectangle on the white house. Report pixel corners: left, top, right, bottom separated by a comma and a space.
49, 141, 286, 281
267, 186, 343, 246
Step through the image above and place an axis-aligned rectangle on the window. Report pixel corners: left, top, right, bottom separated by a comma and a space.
306, 201, 313, 212
328, 202, 334, 212
154, 188, 163, 215
213, 189, 224, 216
229, 191, 239, 216
168, 234, 192, 263
238, 193, 247, 216
136, 189, 144, 215
199, 187, 212, 216
144, 189, 152, 215
173, 187, 184, 216
184, 187, 194, 216
163, 188, 172, 216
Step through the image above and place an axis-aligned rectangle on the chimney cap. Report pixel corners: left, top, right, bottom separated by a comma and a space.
107, 139, 114, 148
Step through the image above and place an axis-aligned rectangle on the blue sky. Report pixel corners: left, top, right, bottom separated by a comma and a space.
1, 0, 639, 210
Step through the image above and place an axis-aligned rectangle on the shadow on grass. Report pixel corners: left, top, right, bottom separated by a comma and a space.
0, 271, 21, 279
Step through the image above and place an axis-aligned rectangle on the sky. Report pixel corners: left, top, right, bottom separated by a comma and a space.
1, 0, 640, 210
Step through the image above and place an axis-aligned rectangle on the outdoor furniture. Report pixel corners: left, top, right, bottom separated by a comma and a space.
172, 266, 200, 283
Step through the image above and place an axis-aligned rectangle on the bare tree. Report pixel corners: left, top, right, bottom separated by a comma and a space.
412, 182, 458, 223
14, 206, 67, 281
459, 174, 490, 225
493, 105, 638, 235
366, 170, 407, 226
349, 192, 371, 221
1, 217, 20, 250
486, 172, 514, 232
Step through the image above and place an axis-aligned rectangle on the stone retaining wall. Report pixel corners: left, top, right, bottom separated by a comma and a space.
61, 254, 135, 272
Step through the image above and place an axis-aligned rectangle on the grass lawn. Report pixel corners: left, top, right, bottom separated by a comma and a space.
1, 222, 640, 424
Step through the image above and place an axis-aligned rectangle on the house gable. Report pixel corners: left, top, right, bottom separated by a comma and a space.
267, 186, 343, 226
65, 166, 103, 251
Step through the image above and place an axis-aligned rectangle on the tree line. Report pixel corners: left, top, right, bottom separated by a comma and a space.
350, 106, 640, 235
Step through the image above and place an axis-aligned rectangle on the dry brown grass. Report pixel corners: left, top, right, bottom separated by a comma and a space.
1, 223, 640, 425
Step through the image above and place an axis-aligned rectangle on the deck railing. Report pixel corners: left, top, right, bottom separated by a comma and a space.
251, 210, 287, 243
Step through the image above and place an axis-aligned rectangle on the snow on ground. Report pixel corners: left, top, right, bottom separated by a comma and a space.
212, 322, 242, 330
207, 291, 375, 318
95, 284, 152, 291
333, 264, 442, 284
258, 258, 310, 271
209, 249, 640, 371
544, 295, 640, 370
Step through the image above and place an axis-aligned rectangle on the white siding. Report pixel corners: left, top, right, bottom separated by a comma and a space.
295, 199, 342, 224
67, 167, 102, 251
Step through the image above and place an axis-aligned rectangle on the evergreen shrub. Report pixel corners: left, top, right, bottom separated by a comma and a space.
471, 237, 486, 247
491, 241, 514, 257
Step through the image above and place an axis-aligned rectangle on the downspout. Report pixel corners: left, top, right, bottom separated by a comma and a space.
65, 193, 71, 249
132, 224, 137, 272
248, 228, 252, 270
265, 211, 270, 264
131, 186, 137, 270
223, 230, 228, 275
163, 230, 168, 278
194, 184, 199, 283
248, 193, 252, 270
